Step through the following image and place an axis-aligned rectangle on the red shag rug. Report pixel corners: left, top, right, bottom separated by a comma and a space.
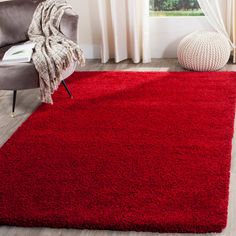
0, 72, 236, 233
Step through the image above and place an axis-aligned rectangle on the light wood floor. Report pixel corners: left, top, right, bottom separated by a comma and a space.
0, 59, 235, 236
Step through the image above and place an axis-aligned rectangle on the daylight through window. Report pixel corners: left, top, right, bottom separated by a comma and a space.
150, 0, 204, 17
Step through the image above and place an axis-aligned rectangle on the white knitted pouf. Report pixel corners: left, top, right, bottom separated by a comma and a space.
177, 30, 231, 71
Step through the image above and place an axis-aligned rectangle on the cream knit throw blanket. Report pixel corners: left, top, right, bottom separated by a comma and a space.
28, 0, 85, 104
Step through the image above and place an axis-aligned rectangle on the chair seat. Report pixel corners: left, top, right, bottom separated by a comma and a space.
0, 44, 39, 90
0, 44, 77, 91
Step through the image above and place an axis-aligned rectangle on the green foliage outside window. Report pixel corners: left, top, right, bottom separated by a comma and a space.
150, 0, 204, 16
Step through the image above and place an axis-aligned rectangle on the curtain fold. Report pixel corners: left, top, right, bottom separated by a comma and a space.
198, 0, 236, 62
232, 0, 236, 62
98, 0, 151, 64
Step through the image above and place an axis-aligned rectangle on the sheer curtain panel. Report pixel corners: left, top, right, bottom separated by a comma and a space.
198, 0, 236, 62
98, 0, 151, 63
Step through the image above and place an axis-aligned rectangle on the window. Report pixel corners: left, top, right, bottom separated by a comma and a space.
150, 0, 204, 17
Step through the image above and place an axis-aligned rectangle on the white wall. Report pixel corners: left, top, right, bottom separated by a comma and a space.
68, 0, 101, 59
150, 17, 213, 58
69, 0, 214, 59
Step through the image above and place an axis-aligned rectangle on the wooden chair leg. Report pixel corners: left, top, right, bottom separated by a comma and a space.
61, 80, 73, 99
11, 90, 17, 118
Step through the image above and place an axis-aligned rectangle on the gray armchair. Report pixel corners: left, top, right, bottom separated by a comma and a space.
0, 0, 79, 117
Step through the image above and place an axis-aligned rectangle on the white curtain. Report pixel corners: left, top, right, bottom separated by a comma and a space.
198, 0, 236, 62
98, 0, 151, 64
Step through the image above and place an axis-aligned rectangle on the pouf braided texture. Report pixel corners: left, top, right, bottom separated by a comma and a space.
177, 30, 231, 71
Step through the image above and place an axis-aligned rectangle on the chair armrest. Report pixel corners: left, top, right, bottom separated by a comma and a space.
60, 9, 79, 43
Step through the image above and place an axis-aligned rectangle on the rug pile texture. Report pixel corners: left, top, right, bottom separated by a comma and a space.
0, 72, 235, 233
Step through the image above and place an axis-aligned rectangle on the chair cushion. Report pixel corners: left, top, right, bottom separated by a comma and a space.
0, 44, 77, 91
0, 44, 39, 90
0, 0, 42, 48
